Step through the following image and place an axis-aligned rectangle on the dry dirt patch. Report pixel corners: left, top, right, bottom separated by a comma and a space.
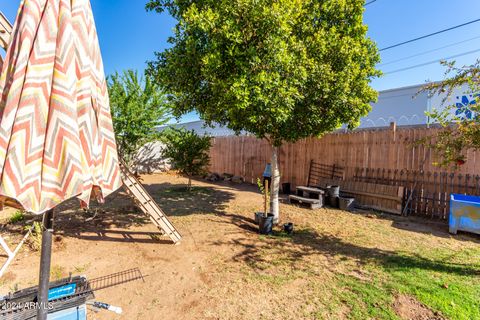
393, 295, 445, 320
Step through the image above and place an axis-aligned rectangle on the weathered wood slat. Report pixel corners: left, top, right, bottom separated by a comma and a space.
208, 126, 480, 220
119, 160, 182, 244
313, 178, 404, 214
296, 186, 325, 194
289, 195, 323, 209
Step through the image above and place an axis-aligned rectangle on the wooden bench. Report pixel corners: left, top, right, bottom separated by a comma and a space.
315, 178, 404, 214
288, 194, 323, 209
296, 186, 325, 196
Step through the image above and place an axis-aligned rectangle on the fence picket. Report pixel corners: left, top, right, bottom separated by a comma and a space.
208, 126, 480, 220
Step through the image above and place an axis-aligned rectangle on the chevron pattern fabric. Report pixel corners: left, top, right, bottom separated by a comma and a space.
0, 0, 122, 214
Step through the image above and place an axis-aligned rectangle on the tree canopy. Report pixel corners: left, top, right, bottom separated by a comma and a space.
109, 70, 171, 164
147, 0, 380, 221
146, 0, 380, 147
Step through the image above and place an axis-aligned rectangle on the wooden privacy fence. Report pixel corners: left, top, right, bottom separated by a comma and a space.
208, 124, 480, 219
209, 124, 480, 187
353, 168, 480, 219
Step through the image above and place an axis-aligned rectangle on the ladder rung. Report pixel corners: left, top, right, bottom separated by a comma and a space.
119, 161, 182, 244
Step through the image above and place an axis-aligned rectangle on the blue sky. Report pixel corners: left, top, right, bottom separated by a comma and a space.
2, 0, 480, 122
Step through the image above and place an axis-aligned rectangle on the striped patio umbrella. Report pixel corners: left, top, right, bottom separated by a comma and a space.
0, 0, 122, 214
0, 0, 122, 318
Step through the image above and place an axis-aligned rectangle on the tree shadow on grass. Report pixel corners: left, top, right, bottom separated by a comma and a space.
50, 182, 235, 243
214, 227, 480, 277
142, 182, 235, 216
205, 214, 259, 234
144, 181, 260, 232
190, 177, 290, 202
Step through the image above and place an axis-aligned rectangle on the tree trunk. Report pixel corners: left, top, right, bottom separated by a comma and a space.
187, 176, 192, 191
270, 145, 280, 224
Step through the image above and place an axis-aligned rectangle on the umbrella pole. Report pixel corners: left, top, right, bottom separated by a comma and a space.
37, 209, 54, 320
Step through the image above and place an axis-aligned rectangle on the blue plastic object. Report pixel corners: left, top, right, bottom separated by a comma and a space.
449, 194, 480, 235
48, 284, 77, 301
48, 305, 86, 320
262, 163, 272, 178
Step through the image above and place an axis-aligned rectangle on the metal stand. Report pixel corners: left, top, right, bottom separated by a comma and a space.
37, 209, 54, 320
0, 225, 32, 277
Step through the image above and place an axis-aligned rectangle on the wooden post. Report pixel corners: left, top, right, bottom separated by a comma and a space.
390, 122, 397, 142
307, 159, 313, 187
264, 179, 269, 217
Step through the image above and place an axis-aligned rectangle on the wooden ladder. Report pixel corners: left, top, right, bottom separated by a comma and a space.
0, 11, 12, 51
119, 160, 182, 244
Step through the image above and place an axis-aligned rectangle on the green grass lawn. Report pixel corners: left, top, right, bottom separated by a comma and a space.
336, 247, 480, 319
227, 211, 480, 320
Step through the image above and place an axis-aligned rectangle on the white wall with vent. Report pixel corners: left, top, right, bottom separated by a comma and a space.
360, 84, 429, 128
361, 83, 477, 128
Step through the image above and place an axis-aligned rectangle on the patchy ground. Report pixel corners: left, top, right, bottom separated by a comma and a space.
393, 295, 444, 320
0, 173, 479, 320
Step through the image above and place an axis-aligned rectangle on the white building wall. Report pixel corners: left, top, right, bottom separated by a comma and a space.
360, 84, 429, 128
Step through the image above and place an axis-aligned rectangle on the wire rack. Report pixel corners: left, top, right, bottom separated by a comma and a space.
0, 268, 144, 319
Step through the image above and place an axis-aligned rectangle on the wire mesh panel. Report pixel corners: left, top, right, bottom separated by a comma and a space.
0, 268, 144, 320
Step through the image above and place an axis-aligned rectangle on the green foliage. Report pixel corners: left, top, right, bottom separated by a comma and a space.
256, 178, 269, 195
25, 222, 43, 251
146, 0, 380, 147
8, 210, 24, 224
256, 177, 270, 215
108, 69, 171, 165
422, 60, 480, 168
161, 128, 211, 189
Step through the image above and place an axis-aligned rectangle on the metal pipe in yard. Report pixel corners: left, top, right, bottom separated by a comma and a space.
37, 209, 54, 320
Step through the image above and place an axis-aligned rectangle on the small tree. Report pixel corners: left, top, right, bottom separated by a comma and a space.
161, 128, 211, 190
109, 69, 171, 165
146, 0, 380, 222
422, 60, 480, 167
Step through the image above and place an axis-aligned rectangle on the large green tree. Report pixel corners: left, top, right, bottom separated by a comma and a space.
146, 0, 380, 222
109, 70, 171, 165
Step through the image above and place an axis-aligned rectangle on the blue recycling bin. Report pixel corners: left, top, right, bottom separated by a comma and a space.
449, 194, 480, 235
